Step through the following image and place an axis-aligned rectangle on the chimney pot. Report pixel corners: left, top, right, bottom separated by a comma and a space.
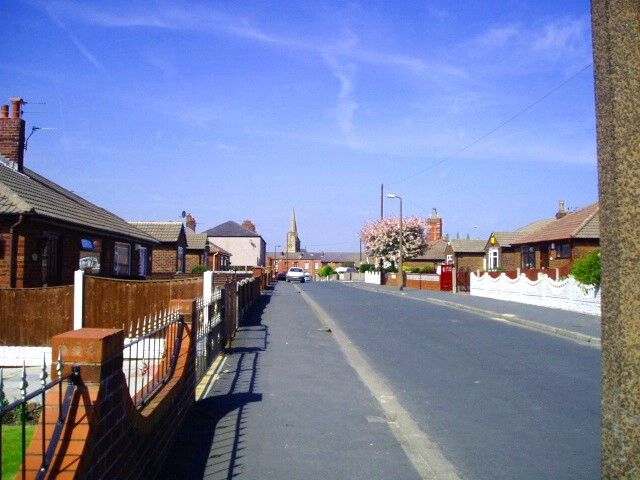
10, 98, 23, 119
0, 105, 8, 118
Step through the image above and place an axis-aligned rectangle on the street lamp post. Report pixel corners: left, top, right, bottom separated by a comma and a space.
273, 244, 281, 280
387, 193, 404, 290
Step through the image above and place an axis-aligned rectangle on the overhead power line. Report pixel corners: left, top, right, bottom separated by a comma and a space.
394, 62, 594, 184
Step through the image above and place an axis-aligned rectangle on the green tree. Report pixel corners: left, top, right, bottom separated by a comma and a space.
571, 250, 601, 286
318, 265, 336, 277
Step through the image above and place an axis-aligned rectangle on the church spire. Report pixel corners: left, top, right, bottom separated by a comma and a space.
290, 209, 298, 234
287, 209, 301, 253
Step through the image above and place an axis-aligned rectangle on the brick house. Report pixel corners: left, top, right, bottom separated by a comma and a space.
268, 251, 363, 278
405, 238, 449, 270
208, 243, 231, 271
484, 218, 554, 271
443, 239, 486, 272
511, 202, 599, 270
0, 98, 158, 287
203, 220, 266, 268
129, 222, 187, 275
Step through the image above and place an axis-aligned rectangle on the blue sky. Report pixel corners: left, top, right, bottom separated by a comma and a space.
1, 1, 598, 252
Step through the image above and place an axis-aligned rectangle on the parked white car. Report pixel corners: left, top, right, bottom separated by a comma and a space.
304, 271, 312, 282
286, 267, 306, 282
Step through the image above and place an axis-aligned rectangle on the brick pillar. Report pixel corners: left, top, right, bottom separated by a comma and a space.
592, 1, 640, 477
45, 328, 125, 478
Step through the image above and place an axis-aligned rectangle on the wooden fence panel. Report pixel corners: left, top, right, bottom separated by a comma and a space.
0, 286, 73, 346
84, 276, 203, 330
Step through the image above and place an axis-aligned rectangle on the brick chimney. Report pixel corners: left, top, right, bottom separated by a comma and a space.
426, 208, 443, 242
555, 200, 568, 219
242, 219, 256, 233
185, 213, 196, 232
0, 98, 25, 172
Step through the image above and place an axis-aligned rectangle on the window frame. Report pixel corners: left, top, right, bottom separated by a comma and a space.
114, 242, 131, 276
556, 243, 571, 259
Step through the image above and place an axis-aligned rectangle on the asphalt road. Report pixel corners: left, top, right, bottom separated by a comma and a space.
299, 281, 601, 480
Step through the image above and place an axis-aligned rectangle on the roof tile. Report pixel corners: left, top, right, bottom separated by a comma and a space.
0, 161, 157, 243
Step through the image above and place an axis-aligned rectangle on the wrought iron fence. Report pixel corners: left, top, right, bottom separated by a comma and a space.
0, 356, 79, 480
194, 289, 225, 384
124, 308, 185, 409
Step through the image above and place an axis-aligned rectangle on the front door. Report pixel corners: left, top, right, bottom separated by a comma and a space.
539, 245, 549, 269
40, 233, 60, 286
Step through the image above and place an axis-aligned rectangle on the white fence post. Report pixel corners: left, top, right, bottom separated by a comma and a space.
73, 269, 84, 330
203, 271, 213, 324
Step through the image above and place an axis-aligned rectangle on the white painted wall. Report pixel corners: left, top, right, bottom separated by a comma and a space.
470, 272, 601, 316
365, 271, 381, 284
209, 236, 265, 267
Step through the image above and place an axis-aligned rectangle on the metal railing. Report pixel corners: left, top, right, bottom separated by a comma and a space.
0, 356, 79, 480
124, 309, 185, 409
194, 289, 225, 383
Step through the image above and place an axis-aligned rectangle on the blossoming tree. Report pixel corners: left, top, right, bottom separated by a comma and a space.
360, 217, 427, 266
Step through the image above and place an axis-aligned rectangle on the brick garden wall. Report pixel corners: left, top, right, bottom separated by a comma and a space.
22, 276, 265, 479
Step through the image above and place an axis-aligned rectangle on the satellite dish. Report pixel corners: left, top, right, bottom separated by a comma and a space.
181, 211, 186, 218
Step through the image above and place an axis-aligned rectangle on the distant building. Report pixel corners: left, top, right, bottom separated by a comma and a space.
268, 210, 364, 278
203, 220, 266, 268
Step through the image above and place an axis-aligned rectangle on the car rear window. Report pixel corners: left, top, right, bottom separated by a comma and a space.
290, 268, 303, 272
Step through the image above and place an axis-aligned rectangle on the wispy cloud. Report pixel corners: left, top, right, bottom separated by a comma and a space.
531, 18, 589, 61
322, 53, 361, 149
46, 2, 462, 79
43, 6, 105, 72
465, 17, 591, 72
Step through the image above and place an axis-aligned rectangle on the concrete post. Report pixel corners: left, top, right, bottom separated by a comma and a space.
592, 1, 640, 477
73, 269, 84, 330
203, 271, 213, 325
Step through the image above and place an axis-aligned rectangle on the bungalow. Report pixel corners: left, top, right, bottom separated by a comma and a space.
443, 239, 486, 272
484, 218, 554, 271
405, 238, 449, 271
208, 243, 232, 271
129, 222, 187, 275
510, 202, 599, 270
0, 98, 157, 287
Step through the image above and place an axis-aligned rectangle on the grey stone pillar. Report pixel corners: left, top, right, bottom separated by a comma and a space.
591, 2, 640, 477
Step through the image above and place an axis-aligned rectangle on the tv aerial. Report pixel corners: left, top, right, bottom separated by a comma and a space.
24, 126, 56, 150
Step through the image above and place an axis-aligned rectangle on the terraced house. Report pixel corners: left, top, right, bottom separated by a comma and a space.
0, 98, 157, 287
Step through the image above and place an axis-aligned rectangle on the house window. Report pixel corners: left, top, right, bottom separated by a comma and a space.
522, 247, 535, 269
557, 243, 571, 258
114, 242, 131, 276
79, 238, 101, 273
304, 262, 309, 270
177, 246, 185, 273
488, 248, 499, 270
315, 262, 319, 270
136, 245, 148, 277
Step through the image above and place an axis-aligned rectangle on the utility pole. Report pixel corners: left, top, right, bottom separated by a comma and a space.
380, 183, 384, 219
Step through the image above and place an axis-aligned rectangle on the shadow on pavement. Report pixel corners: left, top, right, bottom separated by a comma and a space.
157, 292, 271, 480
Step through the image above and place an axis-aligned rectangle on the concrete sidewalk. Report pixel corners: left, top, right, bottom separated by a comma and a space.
158, 284, 422, 480
344, 282, 601, 346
